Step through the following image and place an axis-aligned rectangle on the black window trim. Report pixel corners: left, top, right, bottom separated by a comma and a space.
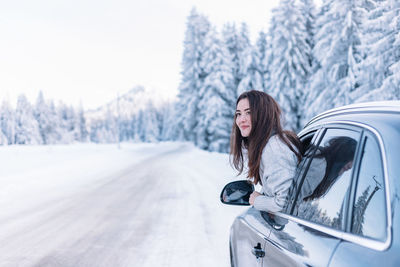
288, 128, 325, 215
276, 121, 392, 252
283, 129, 322, 214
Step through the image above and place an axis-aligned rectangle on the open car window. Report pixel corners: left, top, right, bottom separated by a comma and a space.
282, 130, 320, 215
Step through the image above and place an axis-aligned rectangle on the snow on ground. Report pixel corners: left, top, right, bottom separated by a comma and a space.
0, 142, 248, 267
0, 142, 177, 219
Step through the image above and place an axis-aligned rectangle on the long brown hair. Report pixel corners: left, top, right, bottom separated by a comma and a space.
304, 136, 357, 200
230, 90, 302, 185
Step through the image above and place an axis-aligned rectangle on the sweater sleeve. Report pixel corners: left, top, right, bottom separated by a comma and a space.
253, 136, 298, 213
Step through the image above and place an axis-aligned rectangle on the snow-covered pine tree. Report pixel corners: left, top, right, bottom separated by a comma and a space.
0, 100, 15, 145
130, 113, 139, 142
298, 0, 317, 127
57, 103, 78, 143
0, 129, 7, 145
387, 2, 400, 99
175, 8, 210, 143
118, 119, 132, 141
349, 0, 379, 101
89, 107, 117, 144
196, 26, 236, 152
89, 120, 101, 143
302, 0, 330, 124
256, 30, 269, 92
222, 22, 251, 97
159, 101, 178, 141
267, 0, 312, 131
354, 0, 400, 101
47, 100, 62, 143
14, 94, 42, 145
352, 185, 370, 236
299, 0, 317, 52
104, 106, 118, 143
154, 104, 165, 141
57, 102, 69, 143
34, 91, 56, 144
77, 104, 89, 142
142, 101, 160, 143
135, 110, 145, 142
236, 23, 263, 94
305, 0, 364, 122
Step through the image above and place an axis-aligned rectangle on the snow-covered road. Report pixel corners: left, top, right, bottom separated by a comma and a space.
0, 142, 247, 267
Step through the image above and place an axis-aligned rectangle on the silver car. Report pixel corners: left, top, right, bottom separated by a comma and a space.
221, 101, 400, 267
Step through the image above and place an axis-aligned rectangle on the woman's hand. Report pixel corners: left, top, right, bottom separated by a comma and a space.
249, 191, 261, 205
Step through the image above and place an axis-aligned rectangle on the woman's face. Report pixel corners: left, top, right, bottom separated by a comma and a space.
236, 98, 252, 137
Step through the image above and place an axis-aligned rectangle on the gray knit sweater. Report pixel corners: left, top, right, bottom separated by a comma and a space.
251, 135, 298, 213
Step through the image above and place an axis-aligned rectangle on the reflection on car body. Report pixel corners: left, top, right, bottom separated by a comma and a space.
221, 101, 400, 267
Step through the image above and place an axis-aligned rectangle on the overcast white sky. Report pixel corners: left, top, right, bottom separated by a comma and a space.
0, 0, 280, 109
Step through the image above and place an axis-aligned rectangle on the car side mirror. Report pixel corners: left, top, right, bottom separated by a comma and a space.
220, 180, 254, 206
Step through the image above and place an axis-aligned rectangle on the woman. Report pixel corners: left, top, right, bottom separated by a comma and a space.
230, 90, 302, 213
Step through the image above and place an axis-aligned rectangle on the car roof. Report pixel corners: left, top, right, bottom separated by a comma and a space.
304, 101, 400, 129
301, 100, 400, 197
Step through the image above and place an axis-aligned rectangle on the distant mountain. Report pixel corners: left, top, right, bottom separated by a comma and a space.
85, 86, 174, 122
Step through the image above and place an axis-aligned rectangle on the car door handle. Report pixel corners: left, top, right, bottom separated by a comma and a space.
252, 243, 265, 259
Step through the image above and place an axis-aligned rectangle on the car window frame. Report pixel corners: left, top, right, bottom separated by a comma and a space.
282, 129, 322, 214
285, 128, 324, 215
275, 121, 392, 252
343, 128, 390, 242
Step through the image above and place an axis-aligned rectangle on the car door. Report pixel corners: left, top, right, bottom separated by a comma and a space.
230, 208, 271, 267
261, 127, 362, 266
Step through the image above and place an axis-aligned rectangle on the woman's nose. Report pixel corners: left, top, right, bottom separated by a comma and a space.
239, 114, 247, 122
